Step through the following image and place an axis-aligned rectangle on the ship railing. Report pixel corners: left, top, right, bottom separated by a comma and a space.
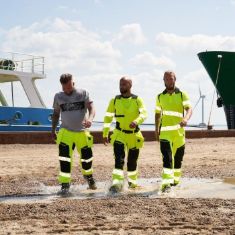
0, 51, 45, 75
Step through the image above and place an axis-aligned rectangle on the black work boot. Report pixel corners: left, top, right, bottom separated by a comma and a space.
84, 175, 97, 190
109, 184, 123, 193
58, 183, 70, 195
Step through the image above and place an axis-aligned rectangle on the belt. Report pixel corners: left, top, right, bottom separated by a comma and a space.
116, 125, 139, 134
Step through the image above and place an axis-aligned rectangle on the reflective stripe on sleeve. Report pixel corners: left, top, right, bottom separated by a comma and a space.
105, 112, 114, 117
155, 106, 161, 111
103, 123, 111, 128
183, 100, 191, 106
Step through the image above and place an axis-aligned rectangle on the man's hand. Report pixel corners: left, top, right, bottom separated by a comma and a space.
129, 121, 137, 129
83, 119, 92, 128
180, 118, 188, 127
51, 131, 57, 141
155, 130, 159, 142
103, 137, 109, 146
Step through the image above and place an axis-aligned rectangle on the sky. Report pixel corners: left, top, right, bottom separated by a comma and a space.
1, 0, 235, 127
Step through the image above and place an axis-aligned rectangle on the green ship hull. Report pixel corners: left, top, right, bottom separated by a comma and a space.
198, 51, 235, 129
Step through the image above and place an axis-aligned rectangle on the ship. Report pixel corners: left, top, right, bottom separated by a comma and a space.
198, 51, 235, 129
0, 51, 54, 131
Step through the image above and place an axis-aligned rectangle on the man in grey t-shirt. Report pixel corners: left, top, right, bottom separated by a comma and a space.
52, 73, 97, 195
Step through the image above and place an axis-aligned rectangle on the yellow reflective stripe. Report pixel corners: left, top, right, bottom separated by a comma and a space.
59, 157, 71, 162
81, 157, 93, 163
105, 112, 114, 117
174, 169, 181, 173
139, 114, 146, 119
183, 100, 191, 106
162, 111, 183, 118
112, 169, 124, 176
162, 178, 174, 184
161, 124, 181, 131
83, 169, 93, 173
155, 106, 161, 111
163, 168, 173, 175
59, 172, 71, 178
127, 170, 137, 176
174, 176, 180, 181
112, 179, 124, 185
103, 123, 111, 128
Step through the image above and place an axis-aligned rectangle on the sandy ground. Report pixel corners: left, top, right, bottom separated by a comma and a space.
0, 137, 235, 234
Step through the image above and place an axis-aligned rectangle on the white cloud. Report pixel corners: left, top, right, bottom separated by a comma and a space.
129, 51, 176, 70
1, 18, 121, 74
115, 23, 147, 45
155, 33, 235, 55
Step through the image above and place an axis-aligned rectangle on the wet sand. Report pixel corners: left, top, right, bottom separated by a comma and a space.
0, 138, 235, 234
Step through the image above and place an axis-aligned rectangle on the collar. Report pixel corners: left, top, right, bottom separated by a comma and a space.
162, 87, 180, 94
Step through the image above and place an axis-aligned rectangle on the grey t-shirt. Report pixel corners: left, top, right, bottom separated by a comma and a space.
53, 88, 92, 131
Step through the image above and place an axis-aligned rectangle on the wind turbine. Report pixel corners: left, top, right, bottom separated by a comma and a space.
193, 86, 207, 128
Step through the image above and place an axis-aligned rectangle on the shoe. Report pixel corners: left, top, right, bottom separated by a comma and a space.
161, 185, 171, 193
58, 183, 70, 195
84, 175, 97, 190
109, 184, 122, 193
128, 182, 138, 189
170, 182, 179, 187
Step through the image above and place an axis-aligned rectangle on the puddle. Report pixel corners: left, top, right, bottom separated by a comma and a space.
0, 177, 234, 204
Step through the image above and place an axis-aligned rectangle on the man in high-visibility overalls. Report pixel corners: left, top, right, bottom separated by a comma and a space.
103, 77, 147, 193
155, 71, 192, 193
51, 73, 97, 195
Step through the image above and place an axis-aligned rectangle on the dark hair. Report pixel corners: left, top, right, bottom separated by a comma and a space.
60, 73, 72, 84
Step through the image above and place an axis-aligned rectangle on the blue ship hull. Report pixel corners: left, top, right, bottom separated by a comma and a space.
0, 107, 54, 132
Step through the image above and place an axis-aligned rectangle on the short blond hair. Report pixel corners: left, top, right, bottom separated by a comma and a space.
164, 71, 176, 80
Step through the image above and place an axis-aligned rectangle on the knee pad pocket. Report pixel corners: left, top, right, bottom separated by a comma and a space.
81, 147, 93, 159
160, 140, 172, 168
127, 148, 139, 171
60, 161, 71, 173
174, 145, 185, 168
59, 142, 70, 157
114, 141, 125, 169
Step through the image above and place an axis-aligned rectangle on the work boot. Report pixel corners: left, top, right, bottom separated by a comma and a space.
170, 182, 179, 187
161, 184, 171, 193
84, 175, 97, 190
109, 184, 122, 193
128, 182, 138, 189
58, 183, 70, 195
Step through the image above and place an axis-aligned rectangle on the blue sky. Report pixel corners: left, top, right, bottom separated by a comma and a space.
1, 0, 235, 126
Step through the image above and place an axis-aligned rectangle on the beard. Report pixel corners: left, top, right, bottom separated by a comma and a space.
120, 88, 128, 94
165, 84, 175, 91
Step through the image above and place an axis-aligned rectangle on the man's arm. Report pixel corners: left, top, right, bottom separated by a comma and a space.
130, 97, 147, 128
103, 99, 115, 145
51, 109, 60, 140
83, 102, 95, 128
155, 113, 161, 142
180, 107, 192, 127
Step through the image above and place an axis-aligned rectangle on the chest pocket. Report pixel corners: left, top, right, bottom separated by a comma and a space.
114, 95, 139, 118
